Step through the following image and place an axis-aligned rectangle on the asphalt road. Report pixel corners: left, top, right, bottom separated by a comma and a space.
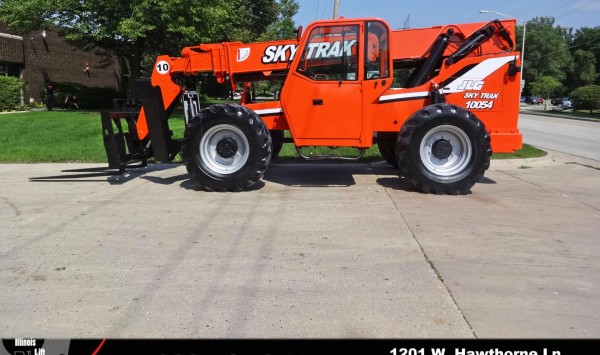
519, 113, 600, 161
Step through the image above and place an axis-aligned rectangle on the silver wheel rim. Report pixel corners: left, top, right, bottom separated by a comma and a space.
420, 125, 472, 176
199, 124, 249, 175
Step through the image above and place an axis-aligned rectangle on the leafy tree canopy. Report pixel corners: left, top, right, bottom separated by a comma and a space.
0, 0, 299, 78
522, 17, 573, 89
572, 49, 598, 86
530, 76, 561, 99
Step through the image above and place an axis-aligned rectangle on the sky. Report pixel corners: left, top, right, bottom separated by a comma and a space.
292, 0, 600, 30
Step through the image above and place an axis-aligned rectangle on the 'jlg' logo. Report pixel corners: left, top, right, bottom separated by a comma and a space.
456, 79, 485, 91
261, 40, 357, 64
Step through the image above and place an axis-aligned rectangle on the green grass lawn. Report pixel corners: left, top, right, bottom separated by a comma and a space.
0, 111, 108, 163
491, 143, 547, 160
539, 109, 600, 120
0, 110, 545, 163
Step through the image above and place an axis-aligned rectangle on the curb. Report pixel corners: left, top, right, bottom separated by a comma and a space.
490, 151, 560, 169
520, 109, 600, 123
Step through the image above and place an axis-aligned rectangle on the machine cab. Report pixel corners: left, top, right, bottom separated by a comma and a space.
280, 18, 393, 148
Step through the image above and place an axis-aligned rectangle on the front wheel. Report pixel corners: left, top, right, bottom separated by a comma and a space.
396, 104, 491, 195
270, 130, 285, 159
182, 104, 272, 191
377, 132, 399, 168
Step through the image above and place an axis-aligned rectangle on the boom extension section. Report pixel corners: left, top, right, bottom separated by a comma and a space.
101, 38, 299, 169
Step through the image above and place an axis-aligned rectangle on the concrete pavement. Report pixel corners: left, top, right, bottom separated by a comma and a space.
1, 151, 599, 338
382, 153, 600, 338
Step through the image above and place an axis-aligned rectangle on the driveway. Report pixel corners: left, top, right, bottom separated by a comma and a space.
1, 151, 599, 338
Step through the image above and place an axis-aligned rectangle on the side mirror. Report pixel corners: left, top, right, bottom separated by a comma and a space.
297, 26, 303, 42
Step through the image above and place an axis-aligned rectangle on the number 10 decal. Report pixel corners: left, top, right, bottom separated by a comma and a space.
156, 60, 170, 74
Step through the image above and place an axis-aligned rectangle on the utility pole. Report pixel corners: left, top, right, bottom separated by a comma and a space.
333, 0, 339, 19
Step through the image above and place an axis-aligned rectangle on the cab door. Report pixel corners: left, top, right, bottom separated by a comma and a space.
281, 23, 364, 147
281, 21, 392, 148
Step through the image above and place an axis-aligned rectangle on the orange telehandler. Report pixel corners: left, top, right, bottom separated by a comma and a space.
101, 17, 522, 194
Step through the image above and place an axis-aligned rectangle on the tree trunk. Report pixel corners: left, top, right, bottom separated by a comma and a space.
126, 39, 146, 99
130, 39, 146, 80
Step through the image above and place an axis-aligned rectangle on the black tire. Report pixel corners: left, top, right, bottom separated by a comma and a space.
377, 132, 399, 168
396, 104, 491, 195
270, 130, 285, 159
182, 104, 272, 192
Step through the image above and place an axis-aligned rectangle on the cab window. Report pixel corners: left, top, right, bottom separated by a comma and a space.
297, 25, 359, 81
365, 21, 390, 80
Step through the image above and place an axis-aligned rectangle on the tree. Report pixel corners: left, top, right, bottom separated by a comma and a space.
572, 49, 598, 86
226, 0, 280, 42
0, 0, 297, 81
1, 0, 228, 79
259, 0, 300, 41
571, 27, 600, 85
570, 85, 600, 114
521, 17, 573, 94
530, 76, 561, 110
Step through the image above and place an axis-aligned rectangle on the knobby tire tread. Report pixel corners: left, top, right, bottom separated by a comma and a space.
395, 104, 491, 195
182, 104, 272, 192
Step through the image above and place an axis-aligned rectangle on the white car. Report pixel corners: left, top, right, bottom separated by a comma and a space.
559, 99, 572, 110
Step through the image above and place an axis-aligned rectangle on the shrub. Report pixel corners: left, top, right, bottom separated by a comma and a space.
13, 102, 45, 111
0, 76, 25, 111
39, 81, 125, 109
569, 85, 600, 113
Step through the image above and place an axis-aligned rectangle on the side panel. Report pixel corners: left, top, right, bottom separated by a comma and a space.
442, 55, 522, 152
374, 53, 522, 152
377, 19, 522, 153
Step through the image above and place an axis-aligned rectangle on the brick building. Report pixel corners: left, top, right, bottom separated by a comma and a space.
0, 22, 125, 104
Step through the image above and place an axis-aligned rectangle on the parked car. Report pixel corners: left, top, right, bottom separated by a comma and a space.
551, 97, 569, 106
525, 96, 542, 104
558, 99, 572, 110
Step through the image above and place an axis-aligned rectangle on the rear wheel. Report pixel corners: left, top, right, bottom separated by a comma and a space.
396, 104, 491, 195
182, 104, 272, 191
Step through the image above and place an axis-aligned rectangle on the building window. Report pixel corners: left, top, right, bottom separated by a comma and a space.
0, 62, 22, 78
